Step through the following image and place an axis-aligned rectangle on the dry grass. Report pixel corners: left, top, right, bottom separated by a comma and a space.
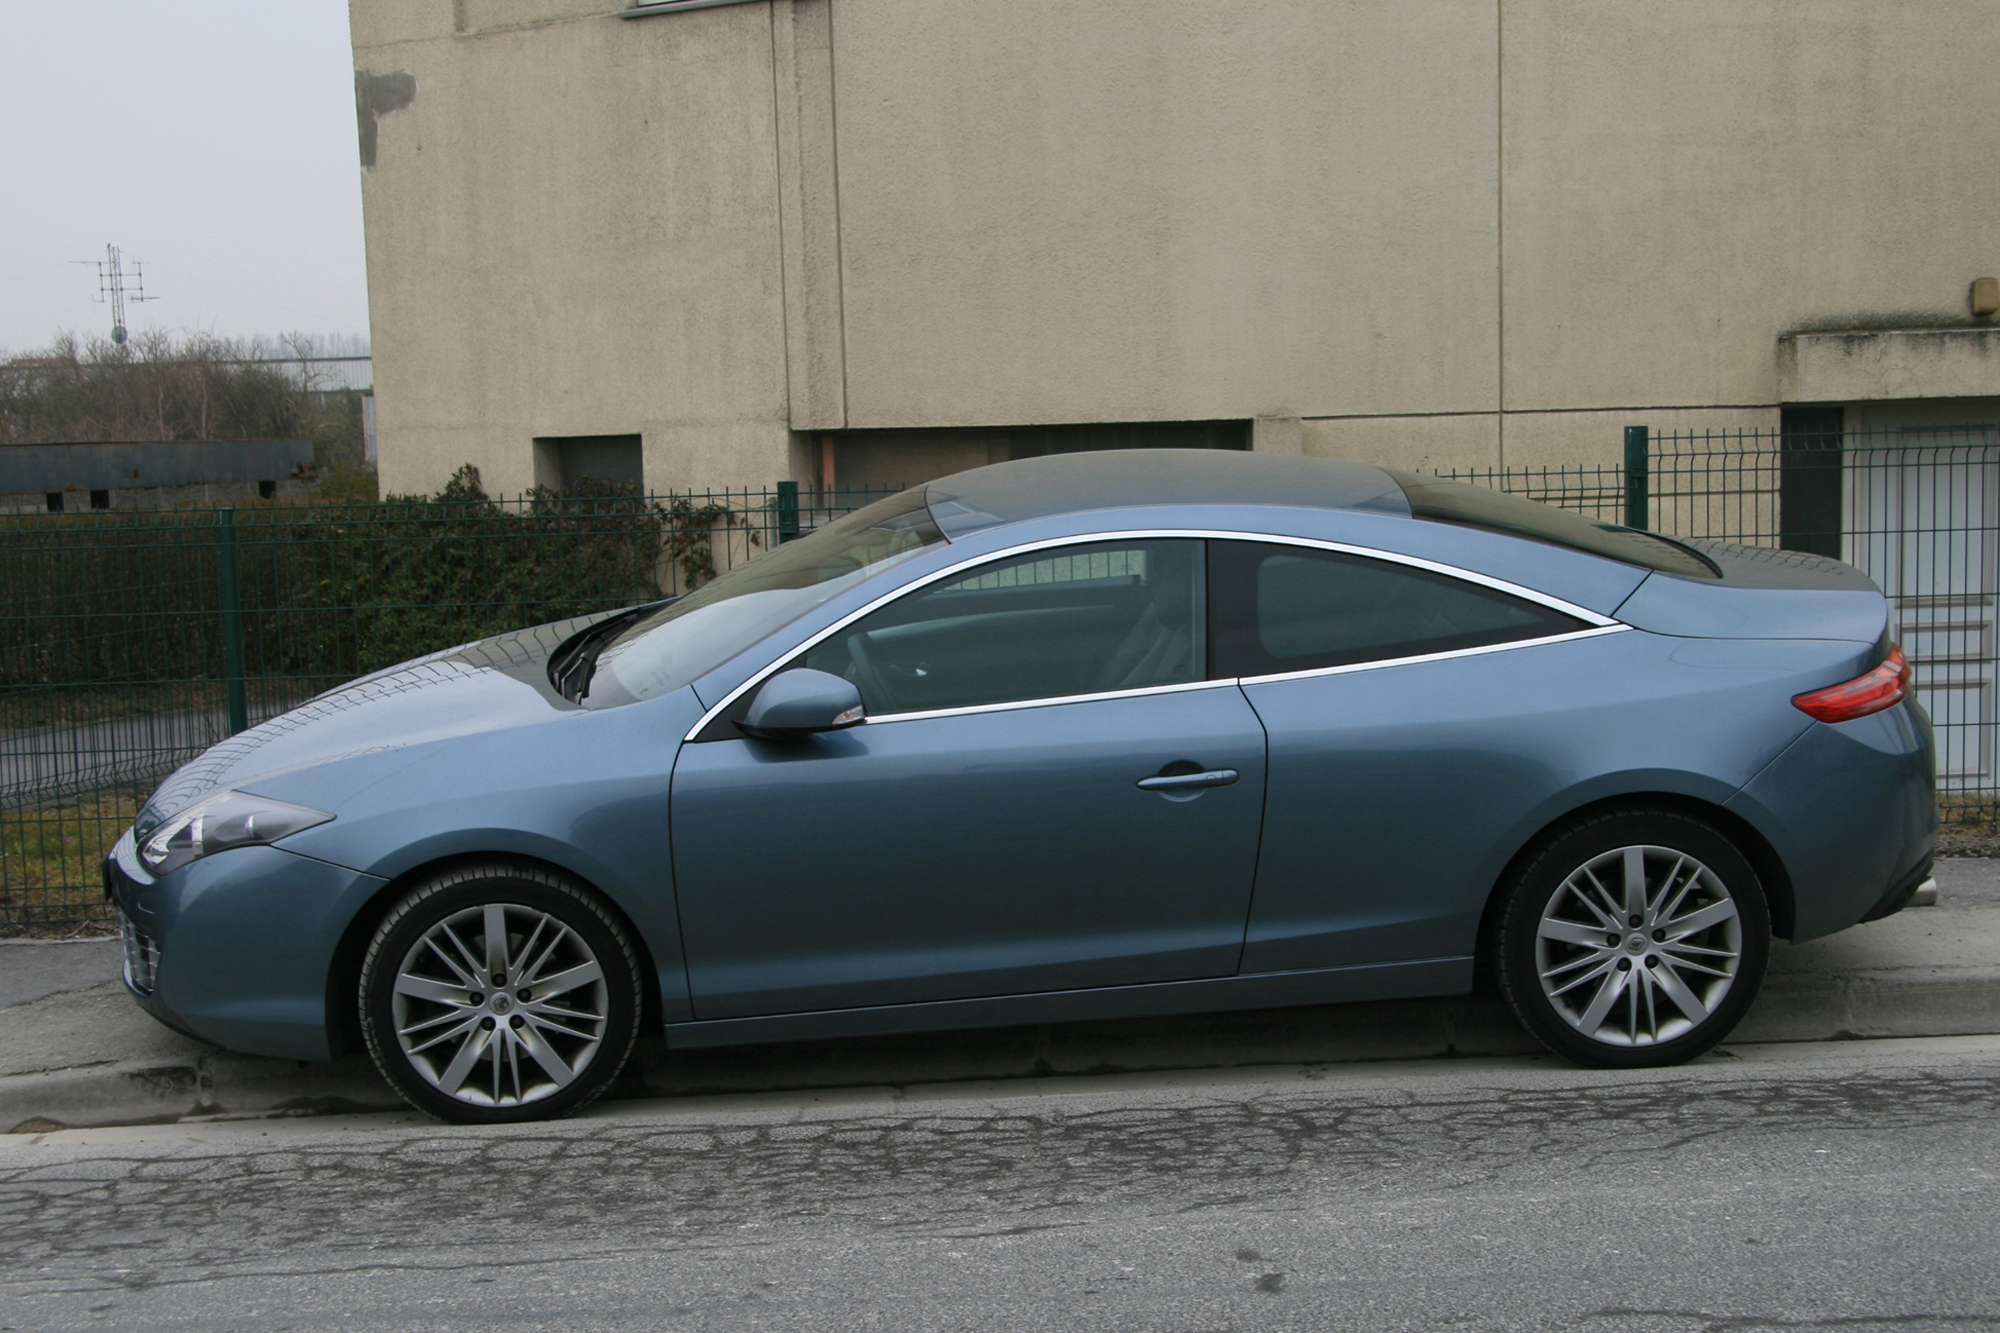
0, 787, 143, 936
1933, 796, 2000, 858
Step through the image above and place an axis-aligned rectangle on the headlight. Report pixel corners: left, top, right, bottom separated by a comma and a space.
137, 790, 334, 877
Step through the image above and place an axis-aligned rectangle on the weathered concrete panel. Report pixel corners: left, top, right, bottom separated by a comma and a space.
355, 0, 793, 495
831, 0, 1501, 429
1781, 329, 2000, 405
1502, 0, 2000, 412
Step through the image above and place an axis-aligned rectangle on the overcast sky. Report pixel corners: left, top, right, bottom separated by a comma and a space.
1, 2, 368, 355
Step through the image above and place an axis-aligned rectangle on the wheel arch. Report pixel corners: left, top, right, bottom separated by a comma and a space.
1471, 791, 1796, 992
323, 851, 665, 1059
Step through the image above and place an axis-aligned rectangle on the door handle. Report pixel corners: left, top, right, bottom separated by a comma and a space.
1136, 768, 1240, 792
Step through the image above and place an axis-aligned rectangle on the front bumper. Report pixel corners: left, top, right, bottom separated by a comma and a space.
105, 834, 390, 1061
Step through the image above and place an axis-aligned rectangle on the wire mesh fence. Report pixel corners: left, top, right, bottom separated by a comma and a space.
7, 427, 1993, 932
0, 482, 899, 932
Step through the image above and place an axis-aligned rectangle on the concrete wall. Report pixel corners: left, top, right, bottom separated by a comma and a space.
351, 0, 2000, 493
353, 0, 798, 496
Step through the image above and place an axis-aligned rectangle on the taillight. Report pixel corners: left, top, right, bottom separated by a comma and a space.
1792, 644, 1911, 723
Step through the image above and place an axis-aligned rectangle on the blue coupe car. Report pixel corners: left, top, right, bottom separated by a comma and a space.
107, 451, 1936, 1122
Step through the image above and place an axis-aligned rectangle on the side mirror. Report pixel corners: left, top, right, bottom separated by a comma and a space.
740, 668, 866, 739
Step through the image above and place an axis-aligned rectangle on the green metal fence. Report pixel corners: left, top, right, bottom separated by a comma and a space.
0, 483, 899, 933
8, 427, 1996, 933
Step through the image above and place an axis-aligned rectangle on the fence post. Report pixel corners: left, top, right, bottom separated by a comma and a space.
215, 509, 249, 736
1623, 425, 1650, 530
776, 480, 801, 543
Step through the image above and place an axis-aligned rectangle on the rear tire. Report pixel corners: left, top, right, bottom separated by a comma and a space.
1493, 809, 1770, 1068
359, 863, 643, 1124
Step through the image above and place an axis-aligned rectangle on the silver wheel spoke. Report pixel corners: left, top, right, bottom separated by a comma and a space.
516, 1022, 578, 1087
1539, 918, 1611, 948
528, 961, 604, 1002
526, 1017, 598, 1043
1658, 950, 1734, 979
435, 1023, 493, 1095
1577, 867, 1622, 924
1575, 966, 1631, 1035
1547, 954, 1616, 996
432, 930, 483, 987
1650, 961, 1711, 1022
1665, 898, 1738, 938
522, 925, 568, 987
1621, 848, 1648, 921
395, 974, 474, 1006
404, 1011, 481, 1052
483, 905, 510, 979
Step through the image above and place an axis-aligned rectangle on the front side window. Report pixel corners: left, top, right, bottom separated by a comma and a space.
1210, 541, 1585, 678
801, 540, 1206, 715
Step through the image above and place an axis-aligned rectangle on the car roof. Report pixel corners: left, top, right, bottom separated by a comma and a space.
922, 448, 1411, 538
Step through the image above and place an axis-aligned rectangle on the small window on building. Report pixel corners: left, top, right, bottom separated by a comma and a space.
534, 435, 643, 494
89, 490, 111, 510
44, 493, 63, 513
258, 480, 277, 500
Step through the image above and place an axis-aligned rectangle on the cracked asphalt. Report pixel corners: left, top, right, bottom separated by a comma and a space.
2, 1036, 1997, 1331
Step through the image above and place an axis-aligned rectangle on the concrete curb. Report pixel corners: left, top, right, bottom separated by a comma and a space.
7, 962, 1999, 1135
6, 862, 1998, 1132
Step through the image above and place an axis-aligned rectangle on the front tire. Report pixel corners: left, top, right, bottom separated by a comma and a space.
1494, 810, 1771, 1068
359, 863, 643, 1123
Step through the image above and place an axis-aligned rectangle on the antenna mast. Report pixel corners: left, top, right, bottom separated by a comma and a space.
73, 244, 157, 344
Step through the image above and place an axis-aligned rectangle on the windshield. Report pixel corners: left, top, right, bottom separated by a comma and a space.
588, 487, 946, 704
1386, 470, 1720, 579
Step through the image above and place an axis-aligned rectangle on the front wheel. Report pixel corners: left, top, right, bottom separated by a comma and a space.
359, 864, 643, 1123
1494, 810, 1771, 1068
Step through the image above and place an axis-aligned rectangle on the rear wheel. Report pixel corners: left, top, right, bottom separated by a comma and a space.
1494, 810, 1770, 1068
360, 864, 643, 1123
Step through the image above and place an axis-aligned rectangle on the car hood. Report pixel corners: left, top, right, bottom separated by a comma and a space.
136, 611, 621, 831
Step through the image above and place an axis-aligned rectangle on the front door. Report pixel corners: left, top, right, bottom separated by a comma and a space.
668, 538, 1267, 1019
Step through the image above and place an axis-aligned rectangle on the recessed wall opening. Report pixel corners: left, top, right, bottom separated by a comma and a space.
89, 489, 111, 510
43, 492, 62, 513
818, 420, 1249, 490
533, 434, 644, 493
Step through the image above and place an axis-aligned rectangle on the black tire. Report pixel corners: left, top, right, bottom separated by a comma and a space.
1493, 809, 1771, 1068
360, 863, 643, 1124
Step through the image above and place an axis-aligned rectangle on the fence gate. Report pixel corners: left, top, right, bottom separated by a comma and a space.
1846, 430, 2000, 790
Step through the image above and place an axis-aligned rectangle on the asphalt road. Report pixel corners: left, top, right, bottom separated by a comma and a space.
3, 1035, 1997, 1332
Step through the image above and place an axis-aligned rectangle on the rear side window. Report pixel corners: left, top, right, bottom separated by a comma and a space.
1210, 541, 1586, 678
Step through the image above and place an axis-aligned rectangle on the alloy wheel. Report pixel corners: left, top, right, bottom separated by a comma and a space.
1535, 844, 1744, 1048
390, 902, 610, 1109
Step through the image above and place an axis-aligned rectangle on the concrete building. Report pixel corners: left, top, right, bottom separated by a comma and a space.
349, 0, 2000, 497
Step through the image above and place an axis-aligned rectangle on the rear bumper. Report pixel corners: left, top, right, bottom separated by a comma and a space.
1726, 698, 1937, 942
1859, 857, 1935, 925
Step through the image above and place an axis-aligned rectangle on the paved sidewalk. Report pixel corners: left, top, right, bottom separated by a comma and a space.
4, 860, 1996, 1132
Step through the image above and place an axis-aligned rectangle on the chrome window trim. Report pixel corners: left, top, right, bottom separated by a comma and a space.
1231, 622, 1630, 689
684, 528, 1623, 741
864, 677, 1241, 727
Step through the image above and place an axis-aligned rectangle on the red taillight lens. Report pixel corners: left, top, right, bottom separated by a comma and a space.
1792, 644, 1911, 723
